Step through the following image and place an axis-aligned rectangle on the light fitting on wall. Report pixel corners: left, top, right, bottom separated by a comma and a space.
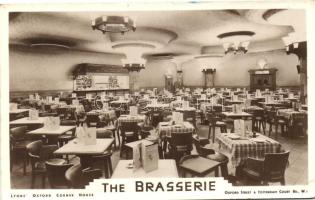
217, 31, 255, 55
92, 16, 136, 34
222, 41, 250, 54
121, 58, 146, 72
282, 32, 306, 56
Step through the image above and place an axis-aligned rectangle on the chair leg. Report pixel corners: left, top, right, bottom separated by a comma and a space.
42, 174, 46, 189
104, 159, 109, 178
108, 157, 113, 177
31, 174, 36, 189
220, 163, 229, 180
280, 178, 285, 185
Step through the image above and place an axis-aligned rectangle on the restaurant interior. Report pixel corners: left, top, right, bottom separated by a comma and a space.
8, 9, 308, 189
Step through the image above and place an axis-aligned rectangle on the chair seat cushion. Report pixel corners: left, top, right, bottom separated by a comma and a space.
207, 152, 228, 163
243, 168, 261, 179
102, 125, 116, 130
125, 131, 135, 136
216, 121, 226, 126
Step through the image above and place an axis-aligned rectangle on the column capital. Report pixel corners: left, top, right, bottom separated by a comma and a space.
202, 68, 216, 74
124, 63, 145, 72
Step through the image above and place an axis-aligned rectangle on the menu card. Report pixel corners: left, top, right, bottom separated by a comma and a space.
144, 94, 149, 100
84, 127, 97, 145
44, 116, 60, 130
132, 142, 159, 173
176, 96, 182, 101
72, 99, 79, 106
72, 93, 77, 98
133, 142, 142, 171
232, 94, 238, 101
35, 93, 40, 100
244, 99, 251, 108
125, 94, 130, 99
10, 103, 18, 111
234, 119, 252, 137
119, 96, 124, 101
29, 109, 39, 120
289, 93, 294, 99
130, 106, 138, 116
247, 94, 251, 99
232, 104, 242, 114
134, 92, 140, 96
172, 112, 183, 124
102, 102, 109, 110
29, 94, 34, 100
141, 143, 159, 173
46, 96, 53, 103
86, 93, 93, 99
255, 89, 261, 97
75, 126, 97, 145
200, 94, 206, 100
182, 101, 189, 108
54, 97, 60, 104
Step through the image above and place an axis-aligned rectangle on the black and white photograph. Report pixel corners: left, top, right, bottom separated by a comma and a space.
1, 3, 314, 199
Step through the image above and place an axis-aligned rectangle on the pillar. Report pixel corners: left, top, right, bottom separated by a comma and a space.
125, 64, 144, 93
286, 41, 307, 104
202, 68, 216, 89
176, 70, 183, 88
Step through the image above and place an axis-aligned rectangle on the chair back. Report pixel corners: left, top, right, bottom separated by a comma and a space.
96, 129, 113, 138
150, 110, 164, 127
10, 126, 28, 141
45, 162, 73, 188
65, 164, 102, 189
120, 121, 139, 133
192, 135, 214, 157
169, 131, 193, 154
86, 114, 100, 127
183, 110, 196, 121
60, 119, 77, 126
26, 140, 43, 157
264, 151, 290, 181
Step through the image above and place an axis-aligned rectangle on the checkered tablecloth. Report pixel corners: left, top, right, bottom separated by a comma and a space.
117, 115, 146, 126
157, 121, 195, 138
242, 106, 263, 113
87, 110, 116, 120
215, 133, 281, 167
277, 109, 307, 125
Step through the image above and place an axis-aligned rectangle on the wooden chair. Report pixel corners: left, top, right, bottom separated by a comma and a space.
242, 151, 290, 185
90, 129, 114, 178
289, 113, 307, 138
207, 112, 227, 143
65, 164, 102, 189
252, 110, 266, 134
45, 161, 73, 188
26, 140, 66, 188
57, 120, 77, 147
150, 110, 164, 127
193, 135, 229, 179
120, 121, 140, 158
10, 126, 32, 175
179, 154, 220, 177
266, 110, 288, 139
166, 131, 193, 163
183, 110, 197, 128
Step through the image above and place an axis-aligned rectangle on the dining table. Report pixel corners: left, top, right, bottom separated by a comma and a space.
54, 138, 114, 167
111, 159, 178, 178
10, 117, 45, 130
9, 109, 30, 121
27, 125, 76, 136
215, 133, 281, 171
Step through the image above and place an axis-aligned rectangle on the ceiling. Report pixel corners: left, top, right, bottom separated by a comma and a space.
9, 9, 305, 62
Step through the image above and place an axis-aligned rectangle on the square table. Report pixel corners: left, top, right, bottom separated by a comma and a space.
157, 121, 195, 138
179, 155, 220, 177
111, 159, 178, 178
28, 126, 76, 136
175, 107, 196, 112
9, 109, 30, 114
117, 114, 146, 126
222, 112, 252, 119
215, 133, 281, 168
54, 138, 114, 155
10, 117, 45, 130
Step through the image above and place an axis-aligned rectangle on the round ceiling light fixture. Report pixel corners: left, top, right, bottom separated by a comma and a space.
92, 16, 136, 34
217, 31, 255, 55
